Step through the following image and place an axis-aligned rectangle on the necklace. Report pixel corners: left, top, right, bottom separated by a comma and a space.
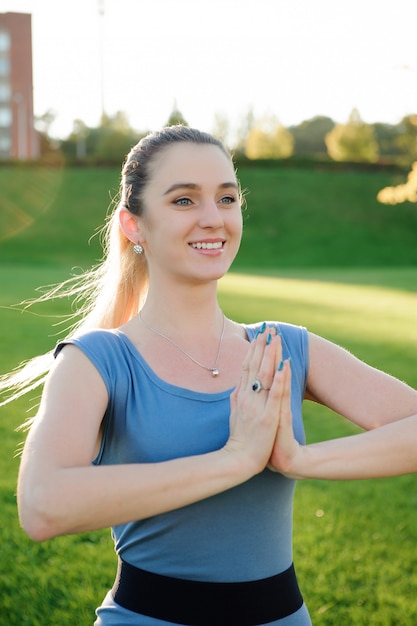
139, 311, 225, 377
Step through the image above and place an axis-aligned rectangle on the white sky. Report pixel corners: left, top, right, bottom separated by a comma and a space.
2, 0, 417, 139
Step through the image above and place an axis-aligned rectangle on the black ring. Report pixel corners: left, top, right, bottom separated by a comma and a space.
252, 379, 263, 393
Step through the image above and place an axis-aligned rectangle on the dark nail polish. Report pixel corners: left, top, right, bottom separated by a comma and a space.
266, 333, 272, 345
277, 360, 284, 371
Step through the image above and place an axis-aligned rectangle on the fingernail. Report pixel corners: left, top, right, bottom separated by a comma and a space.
277, 360, 284, 371
266, 333, 272, 345
256, 322, 266, 336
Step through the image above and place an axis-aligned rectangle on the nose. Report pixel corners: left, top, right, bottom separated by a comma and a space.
198, 198, 224, 229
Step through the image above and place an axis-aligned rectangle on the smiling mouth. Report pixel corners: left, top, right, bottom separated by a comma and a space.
190, 242, 224, 250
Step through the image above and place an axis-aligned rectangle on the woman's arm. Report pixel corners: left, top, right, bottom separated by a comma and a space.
305, 333, 417, 429
18, 332, 283, 542
289, 413, 417, 480
268, 337, 417, 479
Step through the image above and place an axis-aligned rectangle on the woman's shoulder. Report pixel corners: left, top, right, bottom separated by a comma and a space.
53, 328, 138, 394
54, 328, 124, 359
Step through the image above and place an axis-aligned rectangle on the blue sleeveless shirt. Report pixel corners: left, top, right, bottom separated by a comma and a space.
58, 321, 312, 625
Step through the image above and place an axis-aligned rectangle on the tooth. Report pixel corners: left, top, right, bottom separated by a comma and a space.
191, 242, 222, 249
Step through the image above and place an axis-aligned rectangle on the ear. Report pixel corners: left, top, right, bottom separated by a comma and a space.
119, 208, 145, 244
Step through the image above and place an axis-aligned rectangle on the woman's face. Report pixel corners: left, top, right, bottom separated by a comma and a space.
137, 142, 243, 285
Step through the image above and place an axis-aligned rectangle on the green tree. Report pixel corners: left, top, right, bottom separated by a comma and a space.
377, 161, 417, 204
325, 108, 379, 162
234, 106, 255, 157
212, 112, 230, 147
290, 116, 335, 156
34, 109, 59, 157
72, 119, 87, 160
166, 102, 188, 127
60, 112, 140, 164
395, 115, 417, 162
245, 115, 294, 159
100, 111, 132, 134
372, 122, 404, 158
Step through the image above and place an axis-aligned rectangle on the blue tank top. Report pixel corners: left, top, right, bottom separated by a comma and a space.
58, 321, 312, 625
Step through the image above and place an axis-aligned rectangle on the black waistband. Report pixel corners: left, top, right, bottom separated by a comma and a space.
111, 557, 303, 626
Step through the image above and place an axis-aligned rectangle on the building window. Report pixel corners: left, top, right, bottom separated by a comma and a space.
0, 82, 10, 102
0, 105, 11, 127
0, 56, 10, 76
0, 30, 10, 52
0, 131, 11, 153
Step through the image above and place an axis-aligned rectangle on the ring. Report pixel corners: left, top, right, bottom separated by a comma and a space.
252, 379, 269, 393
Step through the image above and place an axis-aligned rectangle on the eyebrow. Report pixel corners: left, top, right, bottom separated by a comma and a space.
163, 182, 239, 195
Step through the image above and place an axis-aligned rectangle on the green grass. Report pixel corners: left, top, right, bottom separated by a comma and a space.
0, 164, 416, 268
1, 265, 416, 625
237, 166, 417, 268
0, 164, 416, 624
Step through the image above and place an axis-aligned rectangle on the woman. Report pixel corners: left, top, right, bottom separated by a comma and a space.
3, 126, 417, 625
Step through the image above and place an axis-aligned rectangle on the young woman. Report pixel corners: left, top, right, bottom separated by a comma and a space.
2, 126, 417, 625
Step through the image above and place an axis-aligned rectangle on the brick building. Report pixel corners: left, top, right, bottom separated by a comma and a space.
0, 12, 39, 159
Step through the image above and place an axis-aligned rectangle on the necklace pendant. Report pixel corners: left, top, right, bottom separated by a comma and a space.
211, 368, 220, 377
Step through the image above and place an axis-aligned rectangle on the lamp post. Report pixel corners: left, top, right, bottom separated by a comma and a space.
98, 0, 106, 120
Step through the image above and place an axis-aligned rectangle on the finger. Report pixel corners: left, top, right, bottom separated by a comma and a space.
273, 332, 283, 371
240, 336, 258, 389
241, 325, 272, 389
279, 359, 292, 430
255, 331, 281, 391
268, 358, 292, 419
250, 327, 276, 376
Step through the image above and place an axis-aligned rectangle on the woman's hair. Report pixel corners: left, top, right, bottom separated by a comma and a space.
0, 125, 235, 407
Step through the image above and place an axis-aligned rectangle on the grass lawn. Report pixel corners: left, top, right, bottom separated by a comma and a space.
1, 264, 416, 625
0, 163, 416, 624
1, 164, 417, 269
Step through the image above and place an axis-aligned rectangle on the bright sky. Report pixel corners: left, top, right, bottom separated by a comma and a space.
2, 0, 417, 140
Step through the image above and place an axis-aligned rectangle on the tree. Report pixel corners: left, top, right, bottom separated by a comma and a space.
234, 106, 255, 157
377, 161, 417, 204
60, 111, 140, 164
72, 119, 87, 160
325, 108, 379, 163
100, 111, 133, 134
290, 116, 335, 156
395, 115, 417, 162
165, 102, 188, 127
372, 122, 404, 158
212, 112, 230, 147
245, 115, 294, 159
34, 109, 59, 157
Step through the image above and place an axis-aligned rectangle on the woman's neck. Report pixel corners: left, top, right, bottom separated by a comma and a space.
139, 283, 223, 337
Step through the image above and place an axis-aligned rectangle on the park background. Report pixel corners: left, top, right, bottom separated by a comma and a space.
1, 0, 417, 624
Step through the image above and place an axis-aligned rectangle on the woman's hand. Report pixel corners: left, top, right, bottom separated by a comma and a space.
268, 353, 417, 481
225, 327, 285, 476
267, 359, 303, 477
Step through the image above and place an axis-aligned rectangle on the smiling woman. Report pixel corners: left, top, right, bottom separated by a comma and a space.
118, 140, 243, 292
1, 125, 417, 626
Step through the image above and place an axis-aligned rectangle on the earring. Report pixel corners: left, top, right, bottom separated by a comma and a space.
133, 243, 144, 255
